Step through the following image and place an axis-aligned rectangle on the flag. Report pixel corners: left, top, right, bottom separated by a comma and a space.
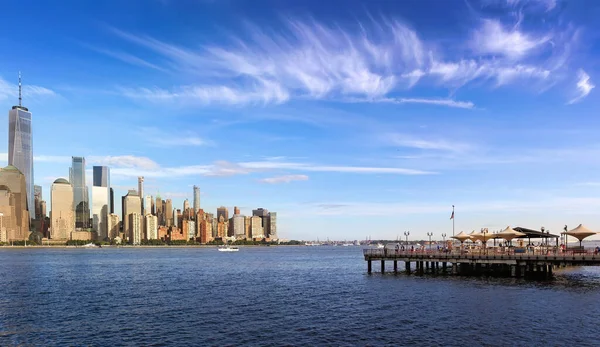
450, 211, 454, 220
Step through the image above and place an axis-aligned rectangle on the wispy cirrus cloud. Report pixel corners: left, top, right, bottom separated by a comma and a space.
104, 12, 582, 107
384, 134, 472, 153
107, 159, 435, 178
0, 76, 56, 102
471, 19, 550, 59
81, 44, 168, 72
568, 69, 594, 104
137, 127, 213, 147
259, 174, 309, 184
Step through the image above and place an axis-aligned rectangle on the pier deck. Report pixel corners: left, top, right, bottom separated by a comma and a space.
363, 249, 600, 278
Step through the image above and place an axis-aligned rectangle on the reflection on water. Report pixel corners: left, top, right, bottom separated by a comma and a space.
0, 246, 599, 346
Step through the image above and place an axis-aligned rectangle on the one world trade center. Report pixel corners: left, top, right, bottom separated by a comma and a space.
8, 73, 34, 219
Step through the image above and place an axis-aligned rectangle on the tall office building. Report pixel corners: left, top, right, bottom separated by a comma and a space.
145, 214, 158, 240
0, 165, 30, 241
129, 212, 142, 245
92, 166, 110, 240
70, 157, 89, 228
138, 177, 144, 214
234, 206, 240, 215
108, 213, 119, 239
232, 214, 245, 239
145, 196, 152, 215
122, 190, 141, 240
34, 185, 42, 219
109, 188, 114, 214
165, 199, 172, 226
8, 74, 34, 218
50, 178, 74, 240
193, 185, 200, 213
173, 208, 178, 228
217, 206, 229, 222
268, 212, 277, 239
183, 199, 190, 212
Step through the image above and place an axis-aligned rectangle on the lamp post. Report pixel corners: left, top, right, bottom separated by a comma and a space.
441, 233, 446, 244
404, 231, 410, 247
427, 232, 433, 251
482, 228, 488, 254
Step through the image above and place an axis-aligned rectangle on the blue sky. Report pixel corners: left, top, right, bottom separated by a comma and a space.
0, 0, 598, 240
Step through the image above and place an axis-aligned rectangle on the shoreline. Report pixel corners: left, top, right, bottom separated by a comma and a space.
0, 244, 302, 249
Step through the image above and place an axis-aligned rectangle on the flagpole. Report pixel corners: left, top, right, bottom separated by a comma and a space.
452, 205, 455, 237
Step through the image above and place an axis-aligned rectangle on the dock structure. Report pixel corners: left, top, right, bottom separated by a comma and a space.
363, 249, 600, 278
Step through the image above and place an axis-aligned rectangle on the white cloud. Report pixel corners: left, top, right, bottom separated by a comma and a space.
107, 159, 435, 178
34, 155, 71, 164
505, 0, 557, 12
568, 69, 594, 104
107, 16, 576, 107
81, 44, 167, 72
471, 19, 550, 59
138, 127, 213, 146
120, 78, 289, 105
88, 155, 160, 170
385, 134, 472, 152
259, 174, 309, 184
0, 76, 56, 102
392, 97, 475, 109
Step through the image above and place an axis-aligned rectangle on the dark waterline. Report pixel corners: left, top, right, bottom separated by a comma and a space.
1, 247, 599, 346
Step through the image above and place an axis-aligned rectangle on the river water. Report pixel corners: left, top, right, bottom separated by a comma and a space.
0, 246, 599, 346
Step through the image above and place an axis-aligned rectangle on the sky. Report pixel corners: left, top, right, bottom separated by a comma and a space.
0, 0, 598, 241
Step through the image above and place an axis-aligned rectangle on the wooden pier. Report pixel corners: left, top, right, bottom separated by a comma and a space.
363, 249, 600, 278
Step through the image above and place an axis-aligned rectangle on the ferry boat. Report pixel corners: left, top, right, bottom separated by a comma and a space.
218, 245, 239, 252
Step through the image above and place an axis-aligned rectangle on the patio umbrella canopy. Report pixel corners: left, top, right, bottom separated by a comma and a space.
471, 230, 495, 243
496, 226, 526, 242
451, 231, 471, 243
565, 224, 596, 248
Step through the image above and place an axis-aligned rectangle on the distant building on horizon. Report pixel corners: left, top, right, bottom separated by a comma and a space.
92, 166, 110, 240
34, 185, 42, 220
50, 178, 74, 240
138, 177, 144, 214
217, 206, 229, 222
0, 165, 30, 241
193, 185, 200, 213
145, 214, 158, 240
8, 76, 34, 218
70, 157, 89, 228
122, 190, 141, 241
129, 212, 142, 245
108, 213, 119, 239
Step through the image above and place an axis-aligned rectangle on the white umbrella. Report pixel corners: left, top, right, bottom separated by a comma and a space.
451, 231, 471, 243
565, 224, 596, 248
496, 226, 526, 243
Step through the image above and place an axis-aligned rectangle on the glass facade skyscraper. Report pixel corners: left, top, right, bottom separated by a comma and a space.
70, 156, 89, 228
92, 166, 110, 239
8, 105, 34, 218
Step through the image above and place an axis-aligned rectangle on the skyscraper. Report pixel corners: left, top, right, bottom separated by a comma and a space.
50, 178, 74, 240
217, 206, 229, 222
92, 166, 110, 240
8, 74, 34, 218
34, 185, 42, 219
70, 157, 89, 228
138, 177, 144, 214
0, 165, 30, 241
193, 185, 200, 213
122, 190, 141, 241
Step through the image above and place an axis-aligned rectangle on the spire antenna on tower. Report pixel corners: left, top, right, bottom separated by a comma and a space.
18, 71, 22, 107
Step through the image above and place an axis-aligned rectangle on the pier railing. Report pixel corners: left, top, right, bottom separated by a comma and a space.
363, 248, 600, 260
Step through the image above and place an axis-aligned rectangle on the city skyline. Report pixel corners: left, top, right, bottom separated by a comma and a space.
0, 0, 599, 240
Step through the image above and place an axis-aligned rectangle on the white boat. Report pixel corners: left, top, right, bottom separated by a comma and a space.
218, 245, 239, 252
82, 243, 97, 248
376, 243, 385, 249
